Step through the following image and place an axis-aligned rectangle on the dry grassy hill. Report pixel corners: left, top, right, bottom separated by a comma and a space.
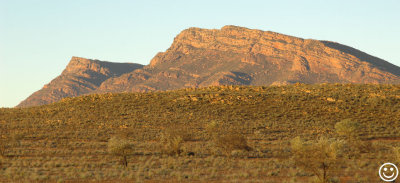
2, 84, 400, 182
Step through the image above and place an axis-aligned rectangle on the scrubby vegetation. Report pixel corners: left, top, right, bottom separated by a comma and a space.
0, 84, 400, 182
107, 136, 133, 167
291, 136, 342, 183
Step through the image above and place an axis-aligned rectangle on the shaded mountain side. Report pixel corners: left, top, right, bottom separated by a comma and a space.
17, 57, 143, 107
18, 26, 400, 107
321, 41, 400, 76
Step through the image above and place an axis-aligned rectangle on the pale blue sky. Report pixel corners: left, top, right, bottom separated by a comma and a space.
1, 0, 399, 107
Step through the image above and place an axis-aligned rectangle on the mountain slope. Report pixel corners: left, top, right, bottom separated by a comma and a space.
17, 57, 143, 107
18, 26, 400, 107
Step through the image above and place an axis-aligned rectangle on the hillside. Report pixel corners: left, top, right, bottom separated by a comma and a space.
2, 84, 400, 182
18, 26, 400, 107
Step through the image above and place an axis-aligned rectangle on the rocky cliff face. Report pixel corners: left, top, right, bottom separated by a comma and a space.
17, 57, 143, 107
18, 26, 400, 107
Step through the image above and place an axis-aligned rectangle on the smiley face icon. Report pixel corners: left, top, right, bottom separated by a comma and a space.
379, 163, 399, 182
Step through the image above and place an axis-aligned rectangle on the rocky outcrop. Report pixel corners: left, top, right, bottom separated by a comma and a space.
18, 26, 400, 107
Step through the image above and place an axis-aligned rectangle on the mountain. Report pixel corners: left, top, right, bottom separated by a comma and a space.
17, 25, 400, 107
97, 25, 400, 92
17, 57, 143, 107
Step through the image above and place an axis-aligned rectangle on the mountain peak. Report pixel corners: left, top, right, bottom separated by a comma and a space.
221, 25, 248, 30
63, 56, 105, 75
150, 26, 311, 66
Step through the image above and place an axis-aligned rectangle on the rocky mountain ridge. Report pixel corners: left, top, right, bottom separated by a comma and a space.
17, 57, 143, 107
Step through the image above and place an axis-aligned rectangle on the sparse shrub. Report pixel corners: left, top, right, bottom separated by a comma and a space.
393, 147, 400, 164
160, 125, 192, 156
107, 136, 133, 167
164, 125, 194, 142
0, 140, 5, 157
213, 131, 251, 156
0, 132, 24, 158
205, 121, 252, 156
291, 136, 342, 183
162, 135, 184, 156
205, 120, 219, 136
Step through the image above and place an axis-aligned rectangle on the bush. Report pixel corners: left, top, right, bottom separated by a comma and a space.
159, 125, 192, 156
205, 120, 219, 139
0, 140, 5, 158
335, 119, 370, 157
213, 131, 251, 156
161, 135, 184, 156
0, 132, 24, 159
291, 136, 343, 183
334, 119, 361, 141
107, 136, 133, 167
205, 121, 251, 156
393, 147, 400, 164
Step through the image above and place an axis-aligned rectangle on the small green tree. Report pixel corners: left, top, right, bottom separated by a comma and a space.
107, 136, 133, 167
335, 119, 370, 157
291, 136, 342, 183
334, 119, 360, 142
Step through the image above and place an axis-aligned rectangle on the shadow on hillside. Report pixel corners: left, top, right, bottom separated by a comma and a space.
321, 41, 400, 76
86, 61, 144, 86
99, 61, 144, 77
231, 71, 252, 85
